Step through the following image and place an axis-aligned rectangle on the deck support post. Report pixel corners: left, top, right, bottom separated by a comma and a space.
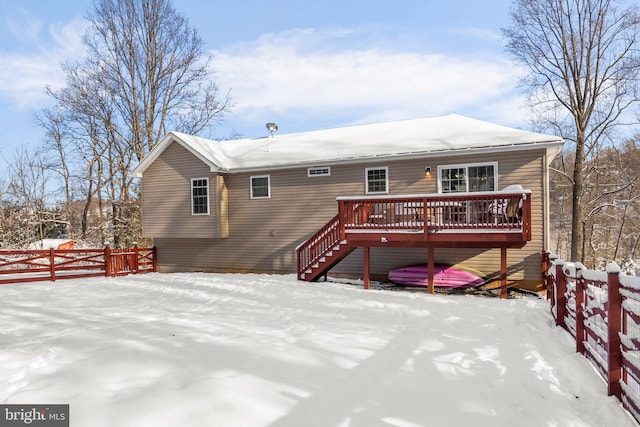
363, 246, 371, 290
500, 247, 508, 299
427, 247, 435, 294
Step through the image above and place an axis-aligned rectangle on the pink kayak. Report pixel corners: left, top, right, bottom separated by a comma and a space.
388, 264, 485, 288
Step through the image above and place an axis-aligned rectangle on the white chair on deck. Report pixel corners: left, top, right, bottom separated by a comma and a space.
490, 184, 524, 224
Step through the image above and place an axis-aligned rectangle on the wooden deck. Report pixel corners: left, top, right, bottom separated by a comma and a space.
296, 190, 532, 298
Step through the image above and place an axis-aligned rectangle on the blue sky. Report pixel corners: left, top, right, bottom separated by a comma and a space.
0, 0, 526, 165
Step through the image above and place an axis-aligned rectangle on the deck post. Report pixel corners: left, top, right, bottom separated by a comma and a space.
427, 247, 435, 294
423, 197, 429, 241
338, 200, 347, 240
363, 246, 371, 290
500, 247, 508, 299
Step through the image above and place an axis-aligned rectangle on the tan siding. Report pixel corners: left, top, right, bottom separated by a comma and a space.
149, 148, 548, 286
216, 175, 229, 238
142, 142, 221, 238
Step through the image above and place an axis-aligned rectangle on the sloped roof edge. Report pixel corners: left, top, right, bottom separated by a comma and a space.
132, 131, 226, 177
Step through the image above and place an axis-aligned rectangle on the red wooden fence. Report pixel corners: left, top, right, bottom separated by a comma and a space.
542, 251, 640, 422
0, 246, 156, 284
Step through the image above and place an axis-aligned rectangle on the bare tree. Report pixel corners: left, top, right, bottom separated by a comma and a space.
41, 0, 230, 247
84, 0, 230, 160
1, 147, 66, 247
503, 0, 640, 263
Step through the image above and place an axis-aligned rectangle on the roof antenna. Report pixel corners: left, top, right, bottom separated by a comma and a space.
265, 122, 278, 151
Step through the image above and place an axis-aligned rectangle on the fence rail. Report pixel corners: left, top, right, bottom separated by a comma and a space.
0, 246, 156, 284
542, 251, 640, 423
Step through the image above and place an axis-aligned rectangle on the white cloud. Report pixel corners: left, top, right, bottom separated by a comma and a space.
211, 28, 529, 132
449, 27, 505, 44
0, 16, 87, 108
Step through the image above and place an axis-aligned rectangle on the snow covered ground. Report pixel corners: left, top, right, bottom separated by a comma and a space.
1, 273, 635, 426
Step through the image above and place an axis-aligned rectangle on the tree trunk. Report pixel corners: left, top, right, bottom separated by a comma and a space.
571, 132, 585, 263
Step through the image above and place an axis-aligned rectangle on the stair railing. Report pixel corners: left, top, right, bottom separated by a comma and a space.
296, 214, 342, 279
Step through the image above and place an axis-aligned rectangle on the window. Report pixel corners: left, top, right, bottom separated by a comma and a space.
191, 178, 209, 215
251, 175, 270, 199
307, 166, 331, 177
365, 167, 388, 194
438, 162, 497, 193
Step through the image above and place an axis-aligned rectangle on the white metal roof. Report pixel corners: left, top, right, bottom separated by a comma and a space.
133, 114, 564, 176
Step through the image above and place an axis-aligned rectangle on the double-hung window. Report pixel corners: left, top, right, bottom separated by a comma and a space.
365, 167, 388, 194
251, 175, 270, 199
191, 178, 209, 215
438, 162, 497, 193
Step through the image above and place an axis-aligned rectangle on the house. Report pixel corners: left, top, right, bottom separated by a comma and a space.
132, 114, 563, 293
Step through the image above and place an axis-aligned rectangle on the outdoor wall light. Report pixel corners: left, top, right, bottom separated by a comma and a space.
424, 167, 431, 176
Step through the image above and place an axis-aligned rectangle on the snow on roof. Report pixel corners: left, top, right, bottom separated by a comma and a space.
133, 114, 564, 176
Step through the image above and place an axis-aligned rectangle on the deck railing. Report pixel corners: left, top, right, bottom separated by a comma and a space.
0, 246, 156, 284
337, 190, 531, 237
542, 251, 640, 423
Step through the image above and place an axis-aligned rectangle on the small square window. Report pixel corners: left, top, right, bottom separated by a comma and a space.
251, 175, 270, 199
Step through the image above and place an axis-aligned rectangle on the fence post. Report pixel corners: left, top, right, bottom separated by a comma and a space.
152, 247, 157, 272
607, 262, 622, 399
104, 244, 112, 277
575, 264, 585, 355
49, 248, 56, 282
541, 251, 549, 299
555, 260, 567, 329
542, 251, 558, 300
548, 257, 558, 310
132, 242, 139, 274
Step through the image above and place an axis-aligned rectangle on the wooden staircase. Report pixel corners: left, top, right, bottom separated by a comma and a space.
296, 214, 354, 281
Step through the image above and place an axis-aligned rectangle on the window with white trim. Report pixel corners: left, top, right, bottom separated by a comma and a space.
191, 178, 209, 215
365, 167, 388, 194
307, 166, 331, 177
438, 162, 497, 193
250, 175, 270, 199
